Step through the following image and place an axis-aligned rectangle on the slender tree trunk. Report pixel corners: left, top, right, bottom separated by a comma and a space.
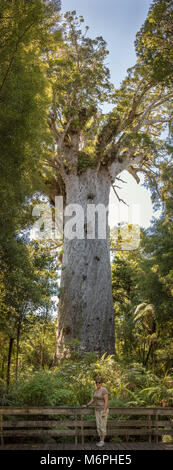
40, 308, 48, 369
144, 343, 153, 368
15, 320, 21, 383
55, 168, 115, 360
7, 337, 14, 390
1, 353, 6, 380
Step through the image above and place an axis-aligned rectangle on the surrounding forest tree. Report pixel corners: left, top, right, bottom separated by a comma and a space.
0, 0, 61, 243
43, 2, 173, 359
0, 239, 57, 388
137, 152, 173, 372
133, 303, 157, 368
111, 138, 173, 372
0, 0, 61, 387
111, 253, 139, 359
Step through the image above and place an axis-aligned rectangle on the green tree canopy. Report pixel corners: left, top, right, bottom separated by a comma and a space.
0, 0, 61, 241
135, 0, 173, 84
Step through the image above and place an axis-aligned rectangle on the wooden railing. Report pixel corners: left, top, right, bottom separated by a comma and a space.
0, 407, 173, 447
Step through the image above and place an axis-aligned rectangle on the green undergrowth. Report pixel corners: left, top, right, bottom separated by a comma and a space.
0, 354, 173, 408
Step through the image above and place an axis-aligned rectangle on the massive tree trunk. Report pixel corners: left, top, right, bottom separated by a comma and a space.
55, 167, 115, 359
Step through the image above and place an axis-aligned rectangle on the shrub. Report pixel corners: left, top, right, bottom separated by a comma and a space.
11, 370, 77, 406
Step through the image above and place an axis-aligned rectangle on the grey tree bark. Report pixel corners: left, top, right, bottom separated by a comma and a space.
55, 167, 115, 359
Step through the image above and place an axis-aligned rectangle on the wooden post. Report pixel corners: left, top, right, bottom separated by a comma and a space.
148, 414, 152, 444
81, 410, 84, 446
74, 410, 78, 446
155, 412, 159, 444
0, 413, 4, 448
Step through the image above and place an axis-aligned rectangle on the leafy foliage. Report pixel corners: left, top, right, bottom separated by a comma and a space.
0, 0, 61, 240
11, 370, 76, 406
1, 355, 173, 408
0, 238, 58, 387
111, 138, 173, 374
135, 0, 173, 84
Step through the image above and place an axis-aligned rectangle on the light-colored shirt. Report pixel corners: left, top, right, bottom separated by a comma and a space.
93, 387, 108, 410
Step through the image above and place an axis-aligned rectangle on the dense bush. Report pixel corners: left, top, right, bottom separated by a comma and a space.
1, 355, 173, 408
61, 355, 173, 407
10, 371, 77, 406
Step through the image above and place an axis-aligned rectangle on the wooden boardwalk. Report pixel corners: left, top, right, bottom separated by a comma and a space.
1, 442, 173, 450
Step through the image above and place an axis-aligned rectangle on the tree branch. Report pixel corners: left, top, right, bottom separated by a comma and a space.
133, 92, 173, 133
111, 184, 129, 206
118, 80, 156, 132
54, 153, 68, 181
115, 176, 127, 184
142, 118, 168, 126
57, 118, 74, 150
127, 166, 141, 183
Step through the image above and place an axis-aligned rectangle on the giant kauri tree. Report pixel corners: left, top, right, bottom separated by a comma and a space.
44, 1, 173, 359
